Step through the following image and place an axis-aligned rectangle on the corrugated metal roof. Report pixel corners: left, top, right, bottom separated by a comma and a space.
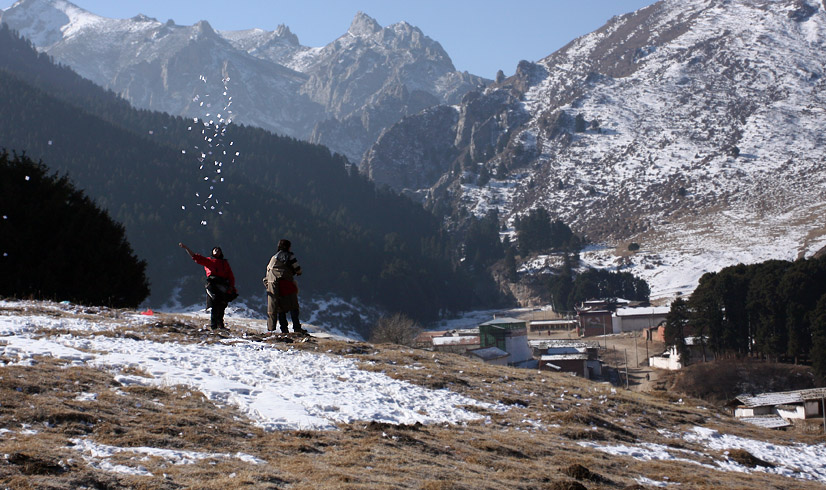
736, 388, 826, 407
739, 415, 792, 429
480, 317, 525, 326
468, 346, 509, 360
432, 336, 480, 346
615, 306, 671, 317
529, 339, 599, 349
541, 354, 588, 361
545, 347, 587, 355
530, 319, 578, 325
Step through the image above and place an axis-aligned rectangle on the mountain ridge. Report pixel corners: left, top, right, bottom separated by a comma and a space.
0, 0, 488, 162
360, 0, 826, 299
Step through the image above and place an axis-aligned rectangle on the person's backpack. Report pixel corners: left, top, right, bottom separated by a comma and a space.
206, 275, 237, 302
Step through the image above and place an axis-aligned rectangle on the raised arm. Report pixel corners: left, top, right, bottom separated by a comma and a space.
178, 242, 195, 257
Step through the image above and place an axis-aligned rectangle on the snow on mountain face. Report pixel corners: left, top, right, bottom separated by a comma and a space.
520, 0, 826, 297
0, 0, 486, 162
0, 0, 100, 46
364, 0, 826, 299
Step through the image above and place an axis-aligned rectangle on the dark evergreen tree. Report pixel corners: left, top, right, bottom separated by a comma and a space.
747, 260, 791, 361
463, 209, 503, 269
567, 268, 649, 307
0, 151, 149, 307
549, 253, 575, 312
502, 240, 518, 281
810, 294, 826, 382
515, 208, 580, 254
777, 258, 826, 363
686, 256, 826, 363
714, 264, 752, 355
664, 297, 690, 363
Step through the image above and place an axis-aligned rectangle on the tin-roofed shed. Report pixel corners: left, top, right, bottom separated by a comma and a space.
478, 317, 532, 366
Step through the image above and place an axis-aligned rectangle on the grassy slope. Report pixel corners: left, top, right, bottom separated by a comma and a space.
0, 303, 824, 489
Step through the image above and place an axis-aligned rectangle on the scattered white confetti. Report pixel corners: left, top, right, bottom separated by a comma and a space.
180, 75, 238, 227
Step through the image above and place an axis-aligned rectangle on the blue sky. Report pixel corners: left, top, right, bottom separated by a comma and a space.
2, 0, 657, 78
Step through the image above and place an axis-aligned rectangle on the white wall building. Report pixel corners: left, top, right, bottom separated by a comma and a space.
612, 306, 670, 333
650, 345, 683, 370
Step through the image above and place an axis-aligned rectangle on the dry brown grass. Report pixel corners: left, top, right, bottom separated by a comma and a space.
2, 303, 825, 489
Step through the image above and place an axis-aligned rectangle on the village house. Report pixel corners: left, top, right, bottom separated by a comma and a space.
467, 346, 510, 366
478, 317, 535, 368
413, 331, 446, 349
577, 299, 669, 338
530, 339, 602, 379
577, 309, 613, 337
413, 328, 480, 353
431, 330, 481, 354
612, 306, 669, 333
727, 388, 826, 429
529, 318, 578, 334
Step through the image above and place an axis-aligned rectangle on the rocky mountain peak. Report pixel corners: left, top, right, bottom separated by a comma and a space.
130, 14, 158, 23
193, 19, 217, 37
348, 11, 382, 37
274, 24, 299, 45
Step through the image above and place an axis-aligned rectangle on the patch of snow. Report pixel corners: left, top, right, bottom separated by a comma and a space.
0, 302, 494, 431
582, 425, 826, 484
69, 437, 264, 476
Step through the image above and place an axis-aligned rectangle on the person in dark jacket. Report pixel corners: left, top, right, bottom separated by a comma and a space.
179, 243, 237, 330
263, 239, 305, 334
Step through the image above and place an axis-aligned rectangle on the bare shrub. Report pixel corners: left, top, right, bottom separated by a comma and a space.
369, 312, 422, 346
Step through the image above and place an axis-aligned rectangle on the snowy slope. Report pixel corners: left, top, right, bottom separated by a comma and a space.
3, 298, 826, 484
0, 300, 492, 431
368, 0, 826, 299
517, 0, 826, 298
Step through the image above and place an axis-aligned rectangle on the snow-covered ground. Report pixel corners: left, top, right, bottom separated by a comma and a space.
582, 426, 826, 485
2, 299, 826, 483
0, 301, 492, 433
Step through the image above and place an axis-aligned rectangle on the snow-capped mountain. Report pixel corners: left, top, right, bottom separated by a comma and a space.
361, 0, 826, 298
230, 11, 487, 160
0, 0, 486, 161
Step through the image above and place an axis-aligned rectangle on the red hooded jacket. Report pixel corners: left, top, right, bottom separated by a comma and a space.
192, 254, 235, 288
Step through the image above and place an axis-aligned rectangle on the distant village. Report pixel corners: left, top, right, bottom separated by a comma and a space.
416, 298, 826, 433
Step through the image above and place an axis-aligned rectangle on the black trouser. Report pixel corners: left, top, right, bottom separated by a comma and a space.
207, 294, 227, 329
278, 309, 301, 332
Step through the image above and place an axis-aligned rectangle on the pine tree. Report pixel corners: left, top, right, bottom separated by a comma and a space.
665, 297, 691, 363
0, 151, 149, 307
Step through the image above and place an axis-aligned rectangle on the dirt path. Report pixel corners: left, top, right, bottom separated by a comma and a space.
596, 332, 667, 391
529, 328, 668, 392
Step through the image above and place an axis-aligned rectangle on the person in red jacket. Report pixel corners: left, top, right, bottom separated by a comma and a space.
179, 243, 237, 330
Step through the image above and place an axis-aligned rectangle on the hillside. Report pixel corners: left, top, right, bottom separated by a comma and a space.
361, 0, 826, 299
0, 25, 498, 331
0, 0, 487, 163
1, 299, 825, 489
